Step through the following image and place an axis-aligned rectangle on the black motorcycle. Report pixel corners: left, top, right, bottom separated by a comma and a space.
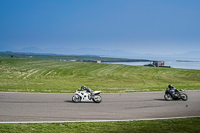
164, 88, 188, 101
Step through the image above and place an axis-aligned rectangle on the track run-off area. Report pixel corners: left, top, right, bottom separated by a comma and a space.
0, 90, 199, 123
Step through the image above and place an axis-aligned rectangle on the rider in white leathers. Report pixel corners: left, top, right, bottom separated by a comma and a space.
81, 85, 94, 99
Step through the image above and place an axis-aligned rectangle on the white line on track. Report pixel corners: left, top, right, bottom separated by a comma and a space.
0, 116, 199, 124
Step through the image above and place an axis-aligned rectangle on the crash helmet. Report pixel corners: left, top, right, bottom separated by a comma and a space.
168, 84, 173, 88
81, 85, 86, 89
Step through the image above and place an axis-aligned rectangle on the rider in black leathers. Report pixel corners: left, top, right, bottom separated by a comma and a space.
168, 84, 179, 97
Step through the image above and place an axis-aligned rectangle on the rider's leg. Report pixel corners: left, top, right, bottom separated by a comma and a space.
91, 91, 94, 98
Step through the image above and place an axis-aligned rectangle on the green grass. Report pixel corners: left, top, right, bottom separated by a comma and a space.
0, 58, 200, 93
0, 117, 200, 133
0, 58, 200, 132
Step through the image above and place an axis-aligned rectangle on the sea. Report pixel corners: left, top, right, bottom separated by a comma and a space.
104, 56, 200, 70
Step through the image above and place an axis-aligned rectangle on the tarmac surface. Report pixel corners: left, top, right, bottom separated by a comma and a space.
0, 90, 200, 123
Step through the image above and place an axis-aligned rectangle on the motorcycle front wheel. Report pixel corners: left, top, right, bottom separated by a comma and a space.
72, 95, 81, 103
164, 94, 172, 101
92, 95, 102, 103
181, 93, 188, 101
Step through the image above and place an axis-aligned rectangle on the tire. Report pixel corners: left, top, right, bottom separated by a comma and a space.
164, 94, 172, 101
92, 95, 102, 103
181, 93, 188, 101
72, 95, 81, 103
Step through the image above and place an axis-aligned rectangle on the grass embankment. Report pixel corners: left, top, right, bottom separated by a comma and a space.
0, 117, 200, 133
0, 58, 200, 93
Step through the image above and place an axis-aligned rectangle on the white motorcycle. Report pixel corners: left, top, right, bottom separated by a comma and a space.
72, 89, 102, 103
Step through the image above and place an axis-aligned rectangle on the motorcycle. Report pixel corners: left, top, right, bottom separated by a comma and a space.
164, 88, 188, 101
72, 89, 102, 103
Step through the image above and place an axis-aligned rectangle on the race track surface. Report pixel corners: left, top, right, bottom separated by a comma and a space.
0, 91, 200, 122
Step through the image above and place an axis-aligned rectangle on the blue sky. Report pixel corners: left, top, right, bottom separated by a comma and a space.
0, 0, 200, 55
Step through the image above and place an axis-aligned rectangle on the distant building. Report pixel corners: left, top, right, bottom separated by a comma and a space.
144, 61, 171, 68
153, 61, 164, 67
93, 60, 101, 63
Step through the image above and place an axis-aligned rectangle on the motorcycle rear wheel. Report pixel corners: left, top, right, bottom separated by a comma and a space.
181, 93, 188, 101
164, 94, 172, 101
72, 95, 81, 103
92, 95, 102, 103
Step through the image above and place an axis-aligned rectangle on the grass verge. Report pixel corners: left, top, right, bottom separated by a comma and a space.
0, 117, 200, 133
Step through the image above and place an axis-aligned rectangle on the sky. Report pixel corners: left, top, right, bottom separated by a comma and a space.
0, 0, 200, 55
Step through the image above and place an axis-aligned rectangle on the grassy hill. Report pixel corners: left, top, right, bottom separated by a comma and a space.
0, 58, 200, 93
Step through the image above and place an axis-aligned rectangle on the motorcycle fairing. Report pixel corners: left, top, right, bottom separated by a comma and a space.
76, 90, 93, 102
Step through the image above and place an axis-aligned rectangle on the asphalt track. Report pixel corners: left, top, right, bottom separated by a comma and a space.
0, 90, 200, 123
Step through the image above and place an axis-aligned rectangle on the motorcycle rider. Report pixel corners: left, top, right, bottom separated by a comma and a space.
81, 85, 94, 99
168, 84, 179, 97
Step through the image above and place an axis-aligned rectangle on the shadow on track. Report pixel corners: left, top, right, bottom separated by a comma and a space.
64, 100, 95, 103
154, 99, 166, 101
64, 100, 74, 103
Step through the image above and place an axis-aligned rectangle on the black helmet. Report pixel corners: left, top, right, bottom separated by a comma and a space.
168, 84, 173, 88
